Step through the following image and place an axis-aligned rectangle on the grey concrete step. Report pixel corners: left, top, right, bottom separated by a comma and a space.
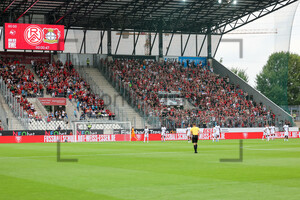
0, 92, 24, 130
27, 98, 45, 117
82, 67, 151, 129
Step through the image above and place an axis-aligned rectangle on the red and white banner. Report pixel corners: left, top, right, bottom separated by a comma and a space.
4, 23, 64, 51
0, 132, 299, 143
38, 98, 66, 106
77, 134, 130, 142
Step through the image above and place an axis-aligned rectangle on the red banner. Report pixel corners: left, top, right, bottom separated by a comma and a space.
38, 98, 66, 106
4, 23, 64, 51
0, 132, 299, 143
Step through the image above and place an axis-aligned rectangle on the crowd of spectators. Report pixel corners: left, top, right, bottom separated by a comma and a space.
0, 59, 43, 97
0, 58, 45, 121
34, 60, 115, 120
0, 120, 3, 131
0, 58, 69, 123
45, 110, 68, 123
109, 59, 276, 128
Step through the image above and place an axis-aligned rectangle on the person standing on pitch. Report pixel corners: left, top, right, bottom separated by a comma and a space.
263, 124, 270, 142
283, 123, 289, 141
131, 126, 138, 141
144, 126, 149, 143
161, 126, 166, 142
270, 124, 276, 140
190, 124, 200, 153
186, 124, 192, 143
213, 124, 221, 142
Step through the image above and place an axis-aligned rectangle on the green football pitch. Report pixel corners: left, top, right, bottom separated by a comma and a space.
0, 139, 300, 200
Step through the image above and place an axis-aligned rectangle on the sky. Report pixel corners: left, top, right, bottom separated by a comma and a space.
215, 1, 300, 87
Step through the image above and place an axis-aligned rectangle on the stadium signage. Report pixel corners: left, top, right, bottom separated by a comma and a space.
13, 131, 37, 136
4, 23, 64, 51
44, 130, 71, 136
134, 129, 175, 134
164, 56, 178, 62
76, 130, 104, 135
38, 98, 66, 106
0, 130, 72, 136
44, 135, 75, 143
0, 52, 51, 64
164, 133, 188, 141
178, 56, 207, 68
113, 129, 130, 134
0, 132, 299, 143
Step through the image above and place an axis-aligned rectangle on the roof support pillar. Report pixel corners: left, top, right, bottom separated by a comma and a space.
180, 33, 183, 56
115, 30, 123, 54
132, 31, 140, 55
107, 29, 112, 56
84, 30, 86, 54
79, 30, 86, 54
148, 32, 151, 55
150, 32, 157, 56
195, 34, 198, 57
198, 35, 206, 57
207, 27, 212, 59
182, 34, 191, 56
213, 35, 223, 58
158, 30, 163, 59
133, 32, 135, 55
165, 32, 174, 56
97, 31, 105, 54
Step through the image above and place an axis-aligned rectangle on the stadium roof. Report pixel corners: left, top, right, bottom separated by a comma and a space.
0, 0, 298, 34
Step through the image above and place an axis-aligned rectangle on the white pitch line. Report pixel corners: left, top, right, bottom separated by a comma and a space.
244, 147, 300, 151
0, 151, 184, 160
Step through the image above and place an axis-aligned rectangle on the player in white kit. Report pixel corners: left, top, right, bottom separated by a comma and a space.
283, 124, 289, 141
270, 124, 276, 140
161, 126, 166, 142
213, 124, 221, 142
263, 124, 271, 141
144, 126, 149, 143
186, 125, 192, 143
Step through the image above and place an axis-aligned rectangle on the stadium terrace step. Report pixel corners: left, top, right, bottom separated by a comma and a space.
25, 98, 70, 130
82, 67, 150, 129
0, 92, 24, 130
184, 99, 196, 110
66, 99, 81, 122
27, 98, 47, 117
25, 64, 46, 97
294, 121, 300, 129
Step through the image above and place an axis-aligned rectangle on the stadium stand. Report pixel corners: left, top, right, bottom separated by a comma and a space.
104, 59, 277, 128
0, 58, 69, 130
82, 67, 150, 129
33, 60, 116, 121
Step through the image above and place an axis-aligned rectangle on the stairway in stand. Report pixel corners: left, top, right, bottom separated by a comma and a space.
82, 67, 151, 129
0, 92, 24, 130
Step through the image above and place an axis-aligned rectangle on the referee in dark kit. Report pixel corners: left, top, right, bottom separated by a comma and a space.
190, 123, 200, 153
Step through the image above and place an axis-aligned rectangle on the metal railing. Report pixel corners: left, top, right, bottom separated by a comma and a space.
212, 59, 293, 126
0, 77, 28, 129
288, 105, 300, 121
95, 62, 163, 128
35, 98, 48, 117
0, 99, 8, 130
95, 61, 279, 129
73, 65, 129, 124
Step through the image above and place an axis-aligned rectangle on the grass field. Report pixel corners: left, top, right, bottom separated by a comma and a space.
0, 139, 300, 200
